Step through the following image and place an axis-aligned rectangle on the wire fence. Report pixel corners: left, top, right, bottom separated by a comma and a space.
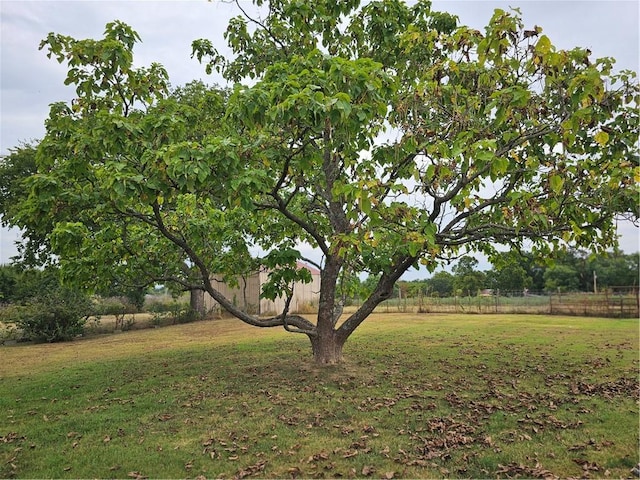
548, 289, 639, 318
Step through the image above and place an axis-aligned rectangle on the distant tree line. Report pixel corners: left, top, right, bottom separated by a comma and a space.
0, 265, 150, 342
357, 249, 638, 299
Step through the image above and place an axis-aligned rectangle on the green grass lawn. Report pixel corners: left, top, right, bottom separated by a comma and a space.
1, 313, 637, 479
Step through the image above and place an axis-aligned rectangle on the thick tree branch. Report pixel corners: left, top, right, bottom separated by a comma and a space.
336, 254, 418, 342
255, 195, 330, 256
321, 118, 350, 234
122, 201, 316, 334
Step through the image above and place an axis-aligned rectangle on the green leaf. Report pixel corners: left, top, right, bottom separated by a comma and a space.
408, 241, 421, 257
359, 193, 372, 216
549, 174, 564, 194
490, 157, 509, 177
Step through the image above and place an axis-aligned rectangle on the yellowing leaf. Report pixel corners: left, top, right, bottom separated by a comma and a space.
594, 130, 609, 146
535, 35, 552, 55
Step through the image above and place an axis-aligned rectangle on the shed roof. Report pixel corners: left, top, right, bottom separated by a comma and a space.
296, 261, 321, 276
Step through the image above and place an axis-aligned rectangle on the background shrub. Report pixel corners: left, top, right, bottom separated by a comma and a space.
93, 295, 140, 330
9, 286, 94, 342
146, 299, 197, 325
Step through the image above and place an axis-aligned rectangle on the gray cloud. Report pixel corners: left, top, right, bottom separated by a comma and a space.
0, 227, 21, 265
1, 0, 637, 264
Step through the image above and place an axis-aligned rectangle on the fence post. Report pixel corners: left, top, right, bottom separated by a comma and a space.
620, 297, 624, 318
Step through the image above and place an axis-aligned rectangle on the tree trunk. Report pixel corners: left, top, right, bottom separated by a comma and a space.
311, 303, 345, 364
310, 330, 345, 364
310, 254, 345, 364
190, 288, 206, 318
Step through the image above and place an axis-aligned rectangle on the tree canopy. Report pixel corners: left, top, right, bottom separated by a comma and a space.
3, 1, 638, 363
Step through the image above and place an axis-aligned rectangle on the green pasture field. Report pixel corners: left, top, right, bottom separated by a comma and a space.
0, 314, 637, 479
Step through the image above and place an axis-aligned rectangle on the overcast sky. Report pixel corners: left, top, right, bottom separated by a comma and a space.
1, 1, 638, 270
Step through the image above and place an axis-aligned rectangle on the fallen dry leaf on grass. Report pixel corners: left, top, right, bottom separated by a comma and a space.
127, 471, 148, 479
361, 465, 375, 476
496, 461, 558, 479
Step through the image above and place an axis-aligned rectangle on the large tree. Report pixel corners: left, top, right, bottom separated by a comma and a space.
426, 271, 455, 297
452, 257, 486, 297
485, 251, 533, 293
10, 1, 639, 363
587, 251, 639, 289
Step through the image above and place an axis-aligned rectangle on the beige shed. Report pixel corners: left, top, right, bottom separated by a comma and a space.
204, 261, 321, 316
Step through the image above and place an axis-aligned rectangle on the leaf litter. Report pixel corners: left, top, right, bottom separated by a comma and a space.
2, 318, 637, 478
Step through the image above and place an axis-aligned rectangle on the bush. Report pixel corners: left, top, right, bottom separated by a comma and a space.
93, 297, 136, 316
8, 287, 94, 342
145, 297, 184, 313
146, 299, 197, 325
93, 296, 139, 330
0, 305, 21, 343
